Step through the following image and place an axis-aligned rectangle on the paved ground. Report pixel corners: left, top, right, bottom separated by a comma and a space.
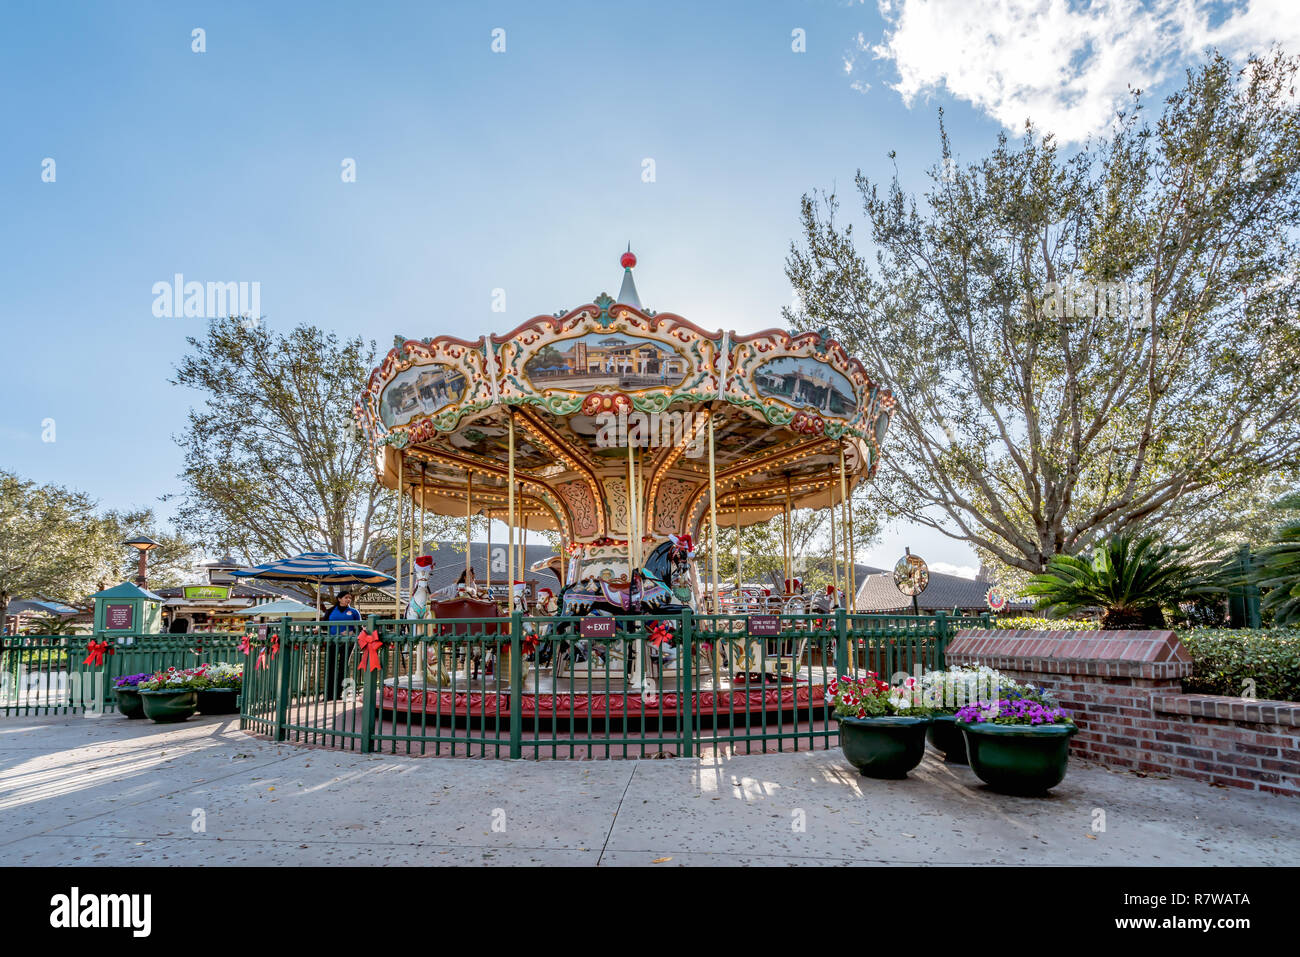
0, 714, 1296, 866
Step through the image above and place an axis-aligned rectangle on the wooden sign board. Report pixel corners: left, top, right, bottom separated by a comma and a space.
104, 604, 134, 630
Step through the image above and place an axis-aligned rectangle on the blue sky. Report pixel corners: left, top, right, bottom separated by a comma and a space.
1, 0, 1291, 577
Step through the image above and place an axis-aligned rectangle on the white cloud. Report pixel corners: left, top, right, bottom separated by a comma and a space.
868, 0, 1300, 143
929, 561, 978, 579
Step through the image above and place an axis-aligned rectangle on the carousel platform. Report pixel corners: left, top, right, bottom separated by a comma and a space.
380, 667, 835, 723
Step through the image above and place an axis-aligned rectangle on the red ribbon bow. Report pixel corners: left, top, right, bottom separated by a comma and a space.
82, 640, 113, 667
255, 649, 268, 670
238, 634, 253, 655
357, 630, 383, 672
521, 633, 540, 654
649, 624, 673, 648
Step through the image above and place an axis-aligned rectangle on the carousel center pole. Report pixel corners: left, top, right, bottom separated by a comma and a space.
707, 409, 720, 616
733, 489, 741, 595
409, 476, 418, 605
829, 480, 839, 607
508, 412, 516, 611
396, 453, 404, 621
626, 440, 636, 579
465, 472, 473, 590
839, 443, 855, 675
784, 473, 794, 594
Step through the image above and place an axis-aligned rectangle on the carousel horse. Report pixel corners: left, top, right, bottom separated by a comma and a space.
552, 535, 697, 675
403, 555, 450, 685
556, 536, 696, 619
404, 555, 434, 622
810, 584, 842, 614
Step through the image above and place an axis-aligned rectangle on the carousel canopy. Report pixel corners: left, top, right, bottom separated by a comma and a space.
356, 251, 895, 551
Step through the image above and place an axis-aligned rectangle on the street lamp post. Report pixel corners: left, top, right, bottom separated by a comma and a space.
124, 535, 160, 589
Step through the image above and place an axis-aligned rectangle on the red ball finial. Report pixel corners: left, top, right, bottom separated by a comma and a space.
620, 249, 636, 269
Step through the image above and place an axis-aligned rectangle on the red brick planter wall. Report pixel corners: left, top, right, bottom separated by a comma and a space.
948, 629, 1300, 798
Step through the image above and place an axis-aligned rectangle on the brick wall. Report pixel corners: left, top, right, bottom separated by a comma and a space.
948, 629, 1300, 798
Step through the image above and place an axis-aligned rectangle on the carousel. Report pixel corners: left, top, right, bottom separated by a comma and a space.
354, 250, 895, 723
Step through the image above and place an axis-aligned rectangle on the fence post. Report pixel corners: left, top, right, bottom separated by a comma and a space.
509, 611, 523, 760
98, 645, 115, 716
680, 609, 694, 758
834, 607, 848, 677
273, 616, 291, 742
933, 610, 948, 671
360, 615, 378, 754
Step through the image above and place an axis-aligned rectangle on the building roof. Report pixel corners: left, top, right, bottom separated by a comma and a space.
854, 568, 1033, 613
86, 581, 164, 602
372, 541, 563, 598
6, 599, 81, 617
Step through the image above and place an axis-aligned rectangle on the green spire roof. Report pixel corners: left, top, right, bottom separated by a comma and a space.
87, 581, 164, 602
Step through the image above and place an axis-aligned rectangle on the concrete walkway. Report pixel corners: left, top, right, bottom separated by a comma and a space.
0, 714, 1295, 866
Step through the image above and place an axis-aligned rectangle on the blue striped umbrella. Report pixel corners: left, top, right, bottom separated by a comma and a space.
231, 552, 395, 586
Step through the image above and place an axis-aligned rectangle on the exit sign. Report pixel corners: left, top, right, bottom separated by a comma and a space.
580, 617, 617, 638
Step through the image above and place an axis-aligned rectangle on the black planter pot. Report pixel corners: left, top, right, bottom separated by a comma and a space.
196, 688, 240, 715
961, 721, 1079, 795
113, 687, 146, 719
926, 713, 968, 763
139, 689, 198, 723
837, 715, 932, 779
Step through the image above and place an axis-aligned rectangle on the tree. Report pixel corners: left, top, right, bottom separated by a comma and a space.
1253, 492, 1300, 624
702, 497, 881, 592
25, 615, 79, 636
169, 319, 463, 570
103, 507, 197, 589
0, 472, 111, 632
1024, 532, 1208, 629
786, 50, 1300, 575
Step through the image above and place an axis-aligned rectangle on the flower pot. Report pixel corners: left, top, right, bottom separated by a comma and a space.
197, 688, 240, 715
960, 722, 1079, 795
139, 689, 198, 723
114, 687, 146, 719
926, 713, 968, 763
837, 715, 932, 779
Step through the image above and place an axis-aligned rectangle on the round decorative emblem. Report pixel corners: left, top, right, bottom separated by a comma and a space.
986, 585, 1007, 612
893, 554, 929, 597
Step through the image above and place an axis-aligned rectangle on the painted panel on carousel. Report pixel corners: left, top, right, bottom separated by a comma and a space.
523, 332, 690, 392
753, 356, 857, 419
379, 363, 468, 429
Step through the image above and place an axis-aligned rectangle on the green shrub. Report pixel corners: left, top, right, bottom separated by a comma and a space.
992, 616, 1099, 631
1176, 627, 1300, 703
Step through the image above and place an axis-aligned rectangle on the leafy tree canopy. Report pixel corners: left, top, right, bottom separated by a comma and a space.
787, 50, 1300, 574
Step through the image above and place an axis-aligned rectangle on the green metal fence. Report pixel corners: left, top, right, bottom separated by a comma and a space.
234, 609, 991, 759
0, 633, 246, 716
2, 610, 992, 756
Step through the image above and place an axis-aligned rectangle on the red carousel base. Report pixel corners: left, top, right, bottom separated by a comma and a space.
382, 678, 829, 722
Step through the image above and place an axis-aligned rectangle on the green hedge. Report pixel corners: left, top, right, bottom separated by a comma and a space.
992, 616, 1099, 631
1176, 628, 1300, 703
